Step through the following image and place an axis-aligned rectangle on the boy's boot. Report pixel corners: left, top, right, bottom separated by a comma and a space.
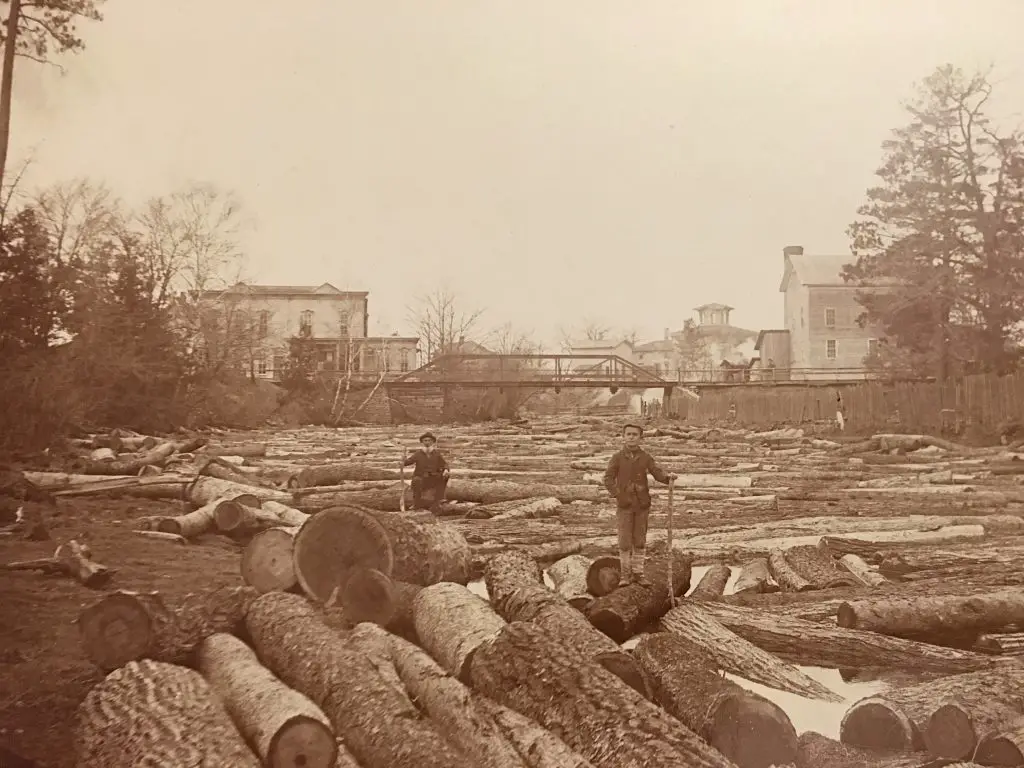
617, 550, 632, 587
633, 547, 652, 587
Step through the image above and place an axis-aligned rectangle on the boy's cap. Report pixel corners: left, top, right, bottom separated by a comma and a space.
419, 432, 437, 443
623, 423, 643, 433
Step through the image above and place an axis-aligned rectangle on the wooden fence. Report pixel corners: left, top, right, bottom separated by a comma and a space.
672, 371, 1024, 434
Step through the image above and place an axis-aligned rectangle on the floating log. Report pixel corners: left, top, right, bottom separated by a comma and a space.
660, 602, 842, 702
841, 665, 1024, 752
240, 525, 300, 593
197, 633, 337, 768
359, 508, 472, 586
291, 506, 395, 603
924, 682, 1024, 759
484, 550, 649, 697
795, 731, 932, 768
784, 543, 860, 589
585, 555, 623, 597
634, 632, 798, 768
688, 564, 732, 600
413, 582, 506, 681
732, 558, 779, 595
976, 719, 1024, 766
470, 621, 737, 768
246, 592, 469, 768
837, 590, 1024, 643
693, 601, 996, 674
75, 659, 261, 767
586, 551, 693, 643
546, 554, 595, 610
77, 585, 258, 672
768, 549, 813, 592
839, 553, 888, 587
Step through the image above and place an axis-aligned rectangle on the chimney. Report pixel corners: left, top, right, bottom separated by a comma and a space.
663, 327, 670, 341
783, 245, 804, 257
458, 335, 465, 345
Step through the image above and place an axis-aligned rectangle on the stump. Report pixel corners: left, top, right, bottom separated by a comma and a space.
241, 525, 300, 593
546, 553, 595, 611
78, 585, 258, 672
585, 555, 622, 597
75, 659, 260, 767
688, 564, 731, 600
197, 633, 338, 768
732, 558, 778, 595
412, 582, 506, 681
634, 633, 797, 768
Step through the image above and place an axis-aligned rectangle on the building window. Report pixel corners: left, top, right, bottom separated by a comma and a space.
826, 339, 837, 360
273, 355, 285, 375
299, 310, 313, 335
400, 349, 409, 371
825, 307, 836, 327
257, 357, 268, 376
258, 311, 269, 337
867, 338, 879, 357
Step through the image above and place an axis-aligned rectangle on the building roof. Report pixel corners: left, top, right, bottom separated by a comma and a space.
452, 339, 493, 355
695, 302, 734, 312
779, 254, 854, 292
634, 339, 675, 353
754, 329, 789, 351
205, 282, 369, 298
569, 338, 633, 350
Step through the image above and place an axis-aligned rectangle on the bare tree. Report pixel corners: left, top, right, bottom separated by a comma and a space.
407, 287, 483, 362
488, 322, 538, 355
558, 318, 612, 350
674, 319, 712, 381
31, 178, 119, 267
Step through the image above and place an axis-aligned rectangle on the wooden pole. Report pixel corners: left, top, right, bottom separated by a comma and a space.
666, 477, 676, 607
399, 448, 407, 513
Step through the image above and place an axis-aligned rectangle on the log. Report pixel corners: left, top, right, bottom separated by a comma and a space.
157, 496, 247, 538
688, 564, 731, 600
291, 506, 395, 603
693, 601, 997, 674
261, 499, 310, 526
975, 632, 1024, 655
214, 501, 290, 536
783, 543, 860, 589
768, 548, 813, 592
246, 592, 470, 768
205, 442, 267, 457
340, 566, 397, 625
357, 507, 473, 586
133, 529, 186, 545
585, 555, 623, 597
837, 590, 1024, 643
795, 731, 931, 768
81, 440, 178, 476
634, 633, 797, 768
841, 665, 1024, 752
926, 690, 1024, 760
484, 551, 650, 698
840, 553, 888, 587
298, 480, 605, 511
489, 497, 562, 521
976, 719, 1024, 766
2, 540, 114, 587
586, 551, 693, 643
546, 554, 595, 610
386, 579, 424, 641
469, 621, 738, 768
526, 539, 583, 564
188, 475, 291, 506
413, 582, 506, 681
241, 525, 301, 593
732, 558, 779, 595
660, 602, 842, 702
77, 585, 258, 672
470, 692, 596, 768
197, 633, 338, 768
75, 659, 261, 767
289, 464, 401, 487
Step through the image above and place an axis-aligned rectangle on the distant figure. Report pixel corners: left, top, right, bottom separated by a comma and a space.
402, 432, 450, 513
836, 391, 846, 431
765, 358, 776, 382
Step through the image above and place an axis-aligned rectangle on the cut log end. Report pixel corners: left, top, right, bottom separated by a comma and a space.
709, 692, 798, 768
266, 714, 338, 768
925, 703, 979, 760
839, 698, 917, 752
593, 650, 651, 699
78, 592, 156, 672
585, 555, 621, 597
241, 526, 299, 593
977, 733, 1024, 766
340, 567, 397, 627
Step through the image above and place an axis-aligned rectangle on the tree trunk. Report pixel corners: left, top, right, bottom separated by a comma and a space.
189, 476, 292, 506
795, 732, 931, 768
546, 554, 595, 611
360, 507, 472, 585
837, 590, 1024, 644
691, 601, 995, 674
340, 566, 398, 625
659, 602, 842, 702
484, 551, 650, 698
586, 551, 693, 643
241, 525, 301, 593
634, 633, 797, 768
841, 666, 1024, 752
413, 582, 506, 681
840, 553, 887, 587
197, 633, 337, 768
783, 543, 860, 589
585, 555, 624, 597
732, 558, 778, 595
976, 719, 1024, 766
923, 674, 1024, 759
291, 505, 395, 603
688, 564, 732, 600
75, 659, 261, 767
77, 585, 258, 672
157, 496, 249, 538
469, 621, 738, 768
245, 592, 471, 768
0, 0, 21, 202
768, 549, 813, 592
470, 692, 596, 768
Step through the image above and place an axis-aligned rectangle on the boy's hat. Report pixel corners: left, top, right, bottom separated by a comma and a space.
419, 432, 437, 444
623, 423, 643, 434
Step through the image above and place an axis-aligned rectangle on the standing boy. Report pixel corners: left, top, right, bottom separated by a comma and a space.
402, 431, 450, 512
603, 423, 677, 586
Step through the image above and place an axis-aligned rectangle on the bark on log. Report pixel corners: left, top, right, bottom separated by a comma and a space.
840, 553, 888, 587
385, 579, 424, 642
470, 692, 596, 768
413, 582, 507, 681
660, 602, 842, 702
586, 551, 693, 643
75, 658, 261, 767
926, 689, 1024, 760
157, 496, 250, 538
290, 464, 401, 487
837, 590, 1024, 643
469, 621, 738, 768
291, 506, 395, 603
78, 585, 258, 672
732, 558, 779, 595
585, 555, 623, 597
261, 499, 310, 526
795, 732, 931, 768
358, 507, 473, 586
215, 502, 289, 537
489, 497, 562, 521
688, 564, 732, 600
526, 540, 583, 564
634, 633, 797, 768
784, 543, 860, 589
768, 549, 813, 592
246, 592, 470, 768
692, 601, 996, 674
241, 525, 301, 593
841, 665, 1024, 752
197, 633, 338, 768
546, 554, 595, 611
976, 719, 1024, 766
484, 551, 650, 698
189, 476, 291, 506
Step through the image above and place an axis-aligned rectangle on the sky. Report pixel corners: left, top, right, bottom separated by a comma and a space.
11, 0, 1024, 348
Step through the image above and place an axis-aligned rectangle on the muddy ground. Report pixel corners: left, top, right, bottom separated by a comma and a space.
2, 420, 1023, 766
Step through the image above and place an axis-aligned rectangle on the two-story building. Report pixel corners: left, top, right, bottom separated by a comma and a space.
198, 282, 419, 380
777, 245, 887, 380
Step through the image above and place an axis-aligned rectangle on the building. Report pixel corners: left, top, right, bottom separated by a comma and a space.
778, 245, 885, 380
633, 330, 676, 377
672, 304, 757, 381
198, 282, 419, 380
